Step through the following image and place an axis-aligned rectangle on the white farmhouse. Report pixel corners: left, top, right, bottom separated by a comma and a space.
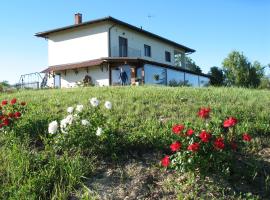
36, 14, 209, 88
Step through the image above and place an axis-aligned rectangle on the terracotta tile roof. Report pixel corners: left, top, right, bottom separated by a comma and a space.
41, 57, 210, 78
41, 59, 104, 73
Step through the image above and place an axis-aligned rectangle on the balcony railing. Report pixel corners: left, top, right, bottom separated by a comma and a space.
111, 46, 141, 57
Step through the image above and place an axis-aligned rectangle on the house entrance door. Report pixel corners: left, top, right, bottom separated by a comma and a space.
54, 74, 61, 88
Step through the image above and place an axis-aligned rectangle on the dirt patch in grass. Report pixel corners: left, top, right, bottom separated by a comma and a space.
86, 152, 177, 200
83, 150, 270, 200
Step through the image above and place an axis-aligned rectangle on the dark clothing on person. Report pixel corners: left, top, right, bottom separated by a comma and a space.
120, 71, 128, 85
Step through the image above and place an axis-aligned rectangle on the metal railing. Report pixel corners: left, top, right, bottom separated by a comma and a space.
111, 46, 141, 57
15, 72, 47, 89
14, 82, 40, 89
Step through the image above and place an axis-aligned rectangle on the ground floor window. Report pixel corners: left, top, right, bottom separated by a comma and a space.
144, 64, 209, 87
167, 69, 185, 86
199, 76, 210, 87
144, 64, 166, 85
185, 73, 199, 87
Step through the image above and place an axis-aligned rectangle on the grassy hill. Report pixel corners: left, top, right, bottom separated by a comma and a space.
0, 86, 270, 199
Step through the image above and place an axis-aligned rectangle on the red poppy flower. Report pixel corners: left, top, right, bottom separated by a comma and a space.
0, 115, 4, 120
186, 129, 194, 136
187, 142, 200, 152
14, 112, 21, 118
230, 141, 237, 151
214, 138, 225, 150
170, 141, 181, 152
198, 107, 210, 119
10, 98, 17, 105
20, 102, 26, 106
223, 117, 237, 128
172, 124, 185, 134
243, 133, 252, 142
2, 118, 9, 126
1, 100, 8, 106
199, 130, 211, 142
0, 124, 3, 129
161, 155, 170, 167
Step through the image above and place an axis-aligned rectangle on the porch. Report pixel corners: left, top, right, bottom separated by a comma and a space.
41, 57, 210, 88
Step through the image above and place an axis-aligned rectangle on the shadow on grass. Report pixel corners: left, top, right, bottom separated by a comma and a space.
84, 147, 270, 199
227, 152, 270, 199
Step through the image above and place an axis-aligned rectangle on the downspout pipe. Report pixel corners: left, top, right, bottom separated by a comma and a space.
108, 23, 116, 86
108, 24, 116, 57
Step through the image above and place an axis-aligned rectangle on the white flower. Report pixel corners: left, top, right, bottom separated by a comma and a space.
104, 101, 112, 110
60, 118, 68, 129
96, 127, 103, 136
60, 118, 69, 133
67, 107, 74, 113
76, 105, 84, 112
81, 119, 90, 126
90, 97, 99, 107
48, 121, 58, 134
65, 115, 74, 125
60, 115, 74, 133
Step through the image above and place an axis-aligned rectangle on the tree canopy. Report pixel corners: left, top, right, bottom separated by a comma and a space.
185, 57, 202, 73
175, 56, 202, 73
222, 51, 264, 88
208, 66, 224, 86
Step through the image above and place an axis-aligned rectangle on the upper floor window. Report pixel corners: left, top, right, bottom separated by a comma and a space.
119, 36, 128, 57
165, 51, 171, 62
144, 44, 151, 57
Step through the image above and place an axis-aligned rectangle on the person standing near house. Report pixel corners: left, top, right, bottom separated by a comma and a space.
119, 67, 128, 85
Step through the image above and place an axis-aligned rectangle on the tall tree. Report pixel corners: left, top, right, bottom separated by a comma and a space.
0, 80, 10, 92
250, 61, 264, 87
175, 55, 202, 73
208, 66, 224, 86
0, 80, 10, 87
185, 57, 202, 73
222, 51, 264, 87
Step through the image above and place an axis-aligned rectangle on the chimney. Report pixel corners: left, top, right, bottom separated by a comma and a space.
75, 13, 82, 25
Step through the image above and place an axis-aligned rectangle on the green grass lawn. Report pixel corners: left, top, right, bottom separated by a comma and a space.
0, 86, 270, 199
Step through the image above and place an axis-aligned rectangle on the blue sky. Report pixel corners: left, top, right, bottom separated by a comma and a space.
0, 0, 269, 83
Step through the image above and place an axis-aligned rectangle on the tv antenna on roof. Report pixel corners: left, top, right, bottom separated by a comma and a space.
141, 14, 155, 30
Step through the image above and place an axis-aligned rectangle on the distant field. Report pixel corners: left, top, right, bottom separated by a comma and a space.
0, 86, 270, 199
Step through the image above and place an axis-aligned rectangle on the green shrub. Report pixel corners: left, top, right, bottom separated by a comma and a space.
161, 107, 253, 174
46, 99, 122, 157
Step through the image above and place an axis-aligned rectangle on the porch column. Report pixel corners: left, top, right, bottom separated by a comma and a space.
141, 66, 145, 85
108, 63, 112, 86
131, 66, 136, 85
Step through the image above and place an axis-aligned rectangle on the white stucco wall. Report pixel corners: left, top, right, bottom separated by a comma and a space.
47, 66, 109, 88
48, 22, 110, 66
110, 24, 186, 66
46, 21, 188, 67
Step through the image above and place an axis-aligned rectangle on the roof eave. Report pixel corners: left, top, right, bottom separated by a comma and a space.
35, 16, 112, 38
41, 57, 209, 78
35, 16, 195, 53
